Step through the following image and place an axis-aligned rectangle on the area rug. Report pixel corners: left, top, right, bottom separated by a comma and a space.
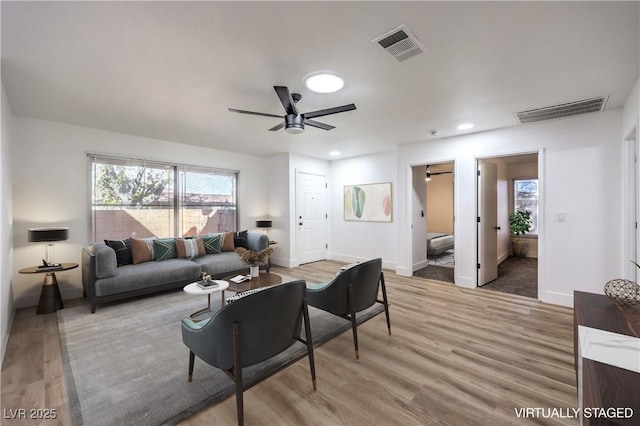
58, 285, 383, 426
480, 256, 538, 298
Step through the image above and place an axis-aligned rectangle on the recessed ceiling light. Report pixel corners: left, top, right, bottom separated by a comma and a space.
304, 72, 345, 93
457, 123, 474, 130
329, 150, 340, 156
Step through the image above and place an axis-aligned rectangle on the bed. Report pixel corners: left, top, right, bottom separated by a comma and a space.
427, 233, 454, 256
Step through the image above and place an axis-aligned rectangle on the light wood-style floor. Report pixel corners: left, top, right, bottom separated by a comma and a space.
2, 260, 577, 425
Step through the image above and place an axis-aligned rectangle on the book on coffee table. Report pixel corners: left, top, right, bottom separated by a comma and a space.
230, 275, 251, 283
196, 280, 219, 289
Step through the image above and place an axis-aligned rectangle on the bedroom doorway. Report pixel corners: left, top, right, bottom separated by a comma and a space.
413, 161, 455, 284
476, 153, 540, 298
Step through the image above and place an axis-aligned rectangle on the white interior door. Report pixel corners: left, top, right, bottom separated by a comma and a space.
297, 172, 327, 265
478, 160, 498, 286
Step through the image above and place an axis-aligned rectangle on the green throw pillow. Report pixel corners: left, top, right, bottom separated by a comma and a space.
154, 238, 177, 261
202, 234, 222, 254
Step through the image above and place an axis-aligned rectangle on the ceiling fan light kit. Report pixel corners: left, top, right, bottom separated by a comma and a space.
229, 85, 356, 134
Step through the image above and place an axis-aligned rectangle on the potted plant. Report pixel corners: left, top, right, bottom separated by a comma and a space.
509, 210, 532, 257
235, 246, 274, 277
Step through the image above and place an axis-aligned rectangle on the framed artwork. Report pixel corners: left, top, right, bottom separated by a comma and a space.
344, 182, 392, 222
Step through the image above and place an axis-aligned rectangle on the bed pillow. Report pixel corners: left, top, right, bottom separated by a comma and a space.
154, 238, 177, 261
175, 237, 205, 259
131, 238, 156, 264
104, 239, 133, 266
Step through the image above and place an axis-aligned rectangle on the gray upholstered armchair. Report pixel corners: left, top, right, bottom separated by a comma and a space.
306, 258, 391, 359
181, 280, 316, 426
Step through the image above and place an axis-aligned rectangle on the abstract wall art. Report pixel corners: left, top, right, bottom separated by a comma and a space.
344, 182, 392, 222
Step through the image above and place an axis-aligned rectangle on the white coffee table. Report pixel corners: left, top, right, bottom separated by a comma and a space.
183, 280, 229, 320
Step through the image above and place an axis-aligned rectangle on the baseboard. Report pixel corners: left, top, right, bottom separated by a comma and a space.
395, 265, 412, 277
498, 251, 509, 264
413, 259, 429, 272
454, 274, 476, 288
539, 290, 572, 308
1, 307, 15, 367
329, 253, 396, 271
270, 256, 297, 268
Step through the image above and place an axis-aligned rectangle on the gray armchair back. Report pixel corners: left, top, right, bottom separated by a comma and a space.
181, 279, 316, 425
306, 258, 391, 359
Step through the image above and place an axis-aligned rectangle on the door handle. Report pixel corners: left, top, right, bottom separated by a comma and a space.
299, 222, 303, 226
494, 226, 501, 230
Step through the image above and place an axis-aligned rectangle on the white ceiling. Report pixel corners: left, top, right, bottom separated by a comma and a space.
2, 1, 638, 160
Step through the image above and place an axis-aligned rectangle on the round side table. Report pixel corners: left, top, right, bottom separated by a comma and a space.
183, 280, 229, 320
18, 263, 78, 314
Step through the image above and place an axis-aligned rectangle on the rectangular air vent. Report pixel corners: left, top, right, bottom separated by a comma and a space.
373, 24, 427, 62
513, 96, 608, 124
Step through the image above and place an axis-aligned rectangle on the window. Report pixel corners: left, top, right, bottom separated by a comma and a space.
90, 155, 237, 242
513, 179, 538, 234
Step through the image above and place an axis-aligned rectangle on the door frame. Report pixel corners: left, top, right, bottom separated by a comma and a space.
475, 148, 545, 297
623, 126, 639, 281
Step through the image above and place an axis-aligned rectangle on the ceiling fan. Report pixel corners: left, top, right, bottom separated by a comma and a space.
228, 86, 356, 134
426, 165, 454, 181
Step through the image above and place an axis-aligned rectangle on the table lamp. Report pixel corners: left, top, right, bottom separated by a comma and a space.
255, 220, 272, 235
28, 227, 69, 266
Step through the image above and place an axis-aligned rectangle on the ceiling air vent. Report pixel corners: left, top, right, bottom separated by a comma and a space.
373, 24, 427, 62
514, 96, 608, 124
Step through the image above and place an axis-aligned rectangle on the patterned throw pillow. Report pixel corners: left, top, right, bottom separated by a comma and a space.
175, 237, 205, 259
131, 238, 156, 264
234, 230, 248, 249
221, 231, 235, 252
154, 238, 177, 261
104, 239, 133, 266
201, 234, 222, 254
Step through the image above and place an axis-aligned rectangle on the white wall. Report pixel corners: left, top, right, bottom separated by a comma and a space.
623, 78, 639, 139
329, 150, 397, 270
11, 116, 270, 308
267, 153, 330, 268
397, 110, 623, 307
1, 83, 15, 363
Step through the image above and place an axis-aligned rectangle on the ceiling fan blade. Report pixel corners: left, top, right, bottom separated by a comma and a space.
303, 103, 356, 119
228, 108, 282, 119
305, 119, 335, 131
274, 86, 298, 115
431, 171, 454, 175
268, 122, 285, 131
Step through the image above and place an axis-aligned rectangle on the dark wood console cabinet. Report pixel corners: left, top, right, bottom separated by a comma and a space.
573, 291, 640, 425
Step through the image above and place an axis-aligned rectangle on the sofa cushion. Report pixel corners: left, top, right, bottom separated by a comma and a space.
94, 258, 201, 297
131, 238, 155, 264
104, 239, 132, 266
202, 234, 222, 254
175, 237, 205, 259
192, 252, 261, 276
154, 238, 177, 261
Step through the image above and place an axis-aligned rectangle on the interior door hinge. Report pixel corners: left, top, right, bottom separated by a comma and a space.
326, 243, 328, 249
477, 263, 481, 269
326, 213, 328, 219
477, 170, 481, 177
477, 216, 480, 223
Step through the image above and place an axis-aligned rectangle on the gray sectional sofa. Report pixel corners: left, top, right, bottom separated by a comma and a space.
82, 233, 270, 313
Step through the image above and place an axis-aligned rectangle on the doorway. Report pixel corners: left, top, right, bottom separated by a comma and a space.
476, 153, 540, 298
413, 161, 455, 283
296, 171, 328, 265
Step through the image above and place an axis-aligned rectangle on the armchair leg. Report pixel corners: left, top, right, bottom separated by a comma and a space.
302, 301, 317, 390
380, 272, 392, 336
232, 322, 244, 426
348, 282, 359, 359
188, 351, 195, 382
